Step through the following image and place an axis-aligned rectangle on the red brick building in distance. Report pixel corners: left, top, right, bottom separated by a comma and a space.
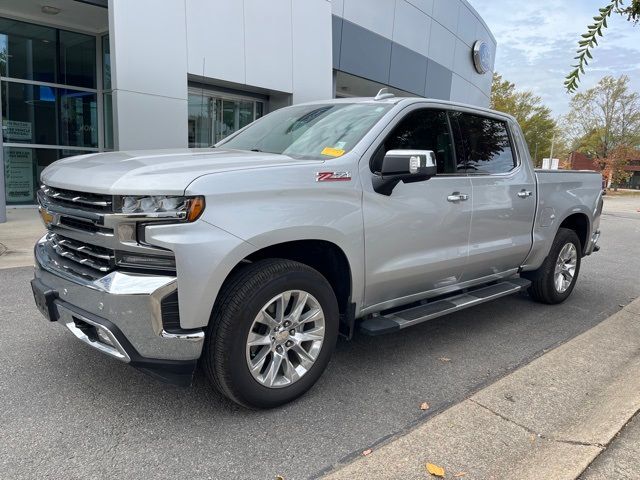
568, 151, 640, 189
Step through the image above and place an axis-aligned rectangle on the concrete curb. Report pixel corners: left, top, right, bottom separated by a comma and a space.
324, 298, 640, 480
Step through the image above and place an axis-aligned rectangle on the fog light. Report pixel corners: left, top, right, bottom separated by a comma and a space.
96, 328, 115, 347
117, 253, 176, 270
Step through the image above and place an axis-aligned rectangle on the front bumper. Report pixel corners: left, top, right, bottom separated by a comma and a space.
586, 229, 601, 255
33, 236, 204, 385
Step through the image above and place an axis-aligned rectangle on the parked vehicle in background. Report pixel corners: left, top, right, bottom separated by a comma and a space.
32, 92, 603, 408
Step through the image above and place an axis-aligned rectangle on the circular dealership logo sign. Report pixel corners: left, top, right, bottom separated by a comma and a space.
472, 40, 491, 74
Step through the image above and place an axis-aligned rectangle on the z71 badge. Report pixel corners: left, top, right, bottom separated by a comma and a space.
315, 171, 352, 182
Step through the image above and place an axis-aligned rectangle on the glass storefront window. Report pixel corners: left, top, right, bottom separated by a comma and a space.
188, 90, 265, 147
103, 92, 114, 150
2, 81, 98, 148
2, 81, 57, 145
0, 18, 57, 83
59, 30, 96, 89
3, 147, 92, 205
0, 16, 101, 205
0, 18, 96, 89
60, 89, 98, 148
102, 34, 111, 90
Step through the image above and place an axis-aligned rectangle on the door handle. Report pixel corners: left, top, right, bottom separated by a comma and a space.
447, 192, 469, 202
517, 189, 533, 198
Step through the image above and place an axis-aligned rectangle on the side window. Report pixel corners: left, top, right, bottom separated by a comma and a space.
451, 112, 516, 175
371, 109, 463, 175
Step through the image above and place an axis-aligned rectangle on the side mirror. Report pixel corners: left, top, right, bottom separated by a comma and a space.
373, 150, 437, 195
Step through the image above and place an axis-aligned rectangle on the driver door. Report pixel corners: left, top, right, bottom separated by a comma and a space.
360, 107, 472, 311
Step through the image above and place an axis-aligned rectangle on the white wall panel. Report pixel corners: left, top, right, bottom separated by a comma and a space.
186, 0, 245, 84
406, 0, 433, 15
456, 2, 477, 47
109, 0, 187, 100
432, 0, 460, 34
331, 0, 345, 16
113, 90, 188, 150
449, 73, 471, 104
292, 0, 333, 103
428, 20, 455, 70
453, 38, 475, 82
392, 0, 431, 57
343, 0, 395, 38
244, 0, 293, 92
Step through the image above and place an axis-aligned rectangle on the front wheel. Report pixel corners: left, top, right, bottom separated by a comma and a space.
528, 228, 582, 304
203, 259, 339, 409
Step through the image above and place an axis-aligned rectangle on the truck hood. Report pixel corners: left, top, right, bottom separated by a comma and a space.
41, 148, 317, 195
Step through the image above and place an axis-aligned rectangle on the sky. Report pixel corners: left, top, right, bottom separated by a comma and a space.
469, 0, 640, 117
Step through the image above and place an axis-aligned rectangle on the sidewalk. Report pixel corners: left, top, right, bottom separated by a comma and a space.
0, 208, 44, 269
324, 298, 640, 480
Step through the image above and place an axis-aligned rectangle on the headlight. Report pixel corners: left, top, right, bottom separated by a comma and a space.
118, 195, 205, 222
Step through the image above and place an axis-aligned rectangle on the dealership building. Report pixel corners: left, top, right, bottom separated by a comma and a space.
0, 0, 495, 210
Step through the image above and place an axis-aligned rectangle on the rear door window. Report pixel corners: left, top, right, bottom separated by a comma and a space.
450, 112, 516, 174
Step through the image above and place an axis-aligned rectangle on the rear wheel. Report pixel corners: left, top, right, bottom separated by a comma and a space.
203, 259, 339, 409
528, 228, 582, 304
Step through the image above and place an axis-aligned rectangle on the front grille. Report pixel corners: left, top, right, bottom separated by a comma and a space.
42, 186, 114, 212
48, 233, 115, 273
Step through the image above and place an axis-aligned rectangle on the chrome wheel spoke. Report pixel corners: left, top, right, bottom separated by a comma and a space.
288, 292, 308, 323
296, 326, 325, 343
247, 331, 271, 347
263, 351, 284, 387
292, 343, 316, 370
257, 308, 279, 330
249, 347, 270, 374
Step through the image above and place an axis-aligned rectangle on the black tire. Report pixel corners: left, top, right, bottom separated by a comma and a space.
203, 259, 339, 409
528, 228, 582, 304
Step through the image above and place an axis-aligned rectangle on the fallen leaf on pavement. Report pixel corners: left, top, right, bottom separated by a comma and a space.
426, 463, 445, 477
362, 449, 372, 456
420, 402, 430, 411
275, 476, 285, 480
438, 357, 451, 362
454, 473, 467, 478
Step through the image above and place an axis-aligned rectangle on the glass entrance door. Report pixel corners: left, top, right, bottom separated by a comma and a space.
188, 90, 264, 148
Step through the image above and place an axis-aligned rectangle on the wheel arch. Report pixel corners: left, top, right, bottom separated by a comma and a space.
558, 212, 590, 255
217, 239, 356, 337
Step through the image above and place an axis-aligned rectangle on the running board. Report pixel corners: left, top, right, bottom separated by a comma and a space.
359, 278, 531, 336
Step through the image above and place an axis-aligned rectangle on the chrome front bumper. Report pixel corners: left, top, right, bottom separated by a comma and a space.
586, 229, 601, 255
33, 236, 204, 384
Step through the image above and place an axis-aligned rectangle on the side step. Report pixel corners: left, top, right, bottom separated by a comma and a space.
359, 277, 531, 336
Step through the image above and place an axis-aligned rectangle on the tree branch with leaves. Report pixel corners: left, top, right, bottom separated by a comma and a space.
565, 0, 639, 93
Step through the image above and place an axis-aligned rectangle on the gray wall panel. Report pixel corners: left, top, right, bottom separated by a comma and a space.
332, 15, 343, 70
339, 19, 392, 85
425, 60, 452, 100
389, 43, 428, 96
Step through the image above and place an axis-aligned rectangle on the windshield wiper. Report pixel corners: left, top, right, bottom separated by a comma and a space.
250, 148, 262, 152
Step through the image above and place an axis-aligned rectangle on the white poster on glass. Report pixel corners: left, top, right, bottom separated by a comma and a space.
3, 120, 33, 142
4, 148, 34, 203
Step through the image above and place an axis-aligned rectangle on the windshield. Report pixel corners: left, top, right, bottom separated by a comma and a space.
217, 103, 393, 159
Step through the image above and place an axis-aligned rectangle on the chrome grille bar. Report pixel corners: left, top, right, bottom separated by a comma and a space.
42, 186, 113, 211
48, 233, 114, 273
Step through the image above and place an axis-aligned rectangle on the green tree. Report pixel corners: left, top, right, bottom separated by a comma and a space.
566, 0, 640, 92
565, 75, 640, 159
491, 73, 557, 166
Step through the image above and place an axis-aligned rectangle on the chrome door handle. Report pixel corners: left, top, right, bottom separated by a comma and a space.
517, 189, 533, 198
447, 192, 469, 202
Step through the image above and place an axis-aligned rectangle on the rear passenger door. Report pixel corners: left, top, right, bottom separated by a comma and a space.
450, 111, 536, 281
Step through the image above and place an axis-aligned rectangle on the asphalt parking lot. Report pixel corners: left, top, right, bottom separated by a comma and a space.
1, 197, 639, 480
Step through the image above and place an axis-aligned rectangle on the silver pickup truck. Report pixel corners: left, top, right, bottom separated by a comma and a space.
32, 94, 602, 408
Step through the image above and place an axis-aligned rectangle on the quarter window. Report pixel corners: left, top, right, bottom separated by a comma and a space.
372, 109, 462, 175
451, 112, 516, 174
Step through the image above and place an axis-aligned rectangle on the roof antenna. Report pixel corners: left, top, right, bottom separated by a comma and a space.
374, 88, 395, 100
